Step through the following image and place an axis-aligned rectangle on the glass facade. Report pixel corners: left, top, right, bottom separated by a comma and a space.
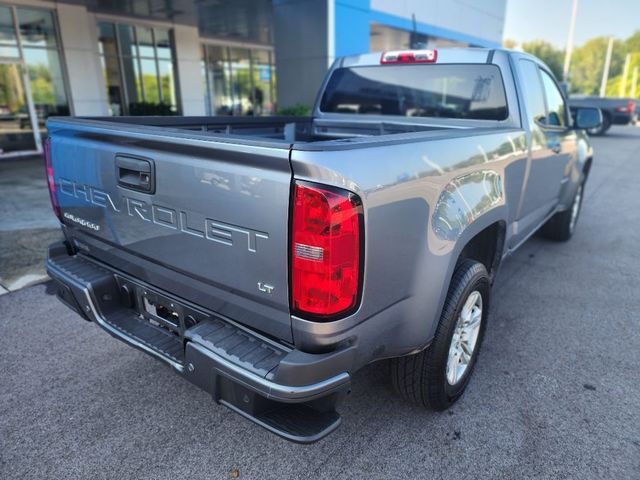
0, 5, 69, 155
201, 44, 276, 116
97, 21, 177, 116
17, 7, 69, 119
0, 6, 19, 58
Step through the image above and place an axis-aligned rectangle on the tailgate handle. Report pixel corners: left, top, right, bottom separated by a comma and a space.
116, 156, 154, 193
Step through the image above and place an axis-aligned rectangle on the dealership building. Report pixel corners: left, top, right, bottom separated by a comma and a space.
0, 0, 506, 157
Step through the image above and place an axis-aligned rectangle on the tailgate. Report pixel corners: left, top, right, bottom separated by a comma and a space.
48, 120, 293, 341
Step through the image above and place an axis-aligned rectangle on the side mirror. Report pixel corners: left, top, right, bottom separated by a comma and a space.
572, 107, 602, 130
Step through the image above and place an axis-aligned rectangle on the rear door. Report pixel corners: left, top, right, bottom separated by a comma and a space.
49, 120, 293, 341
512, 59, 572, 246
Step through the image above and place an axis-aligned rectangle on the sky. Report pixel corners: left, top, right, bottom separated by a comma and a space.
503, 0, 640, 48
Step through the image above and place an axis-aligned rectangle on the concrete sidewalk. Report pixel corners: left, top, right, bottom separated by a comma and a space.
0, 155, 62, 293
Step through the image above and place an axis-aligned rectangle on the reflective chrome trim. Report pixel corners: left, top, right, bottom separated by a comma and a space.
295, 243, 324, 261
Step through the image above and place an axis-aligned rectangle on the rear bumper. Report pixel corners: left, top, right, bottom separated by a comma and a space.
46, 242, 352, 443
611, 112, 634, 125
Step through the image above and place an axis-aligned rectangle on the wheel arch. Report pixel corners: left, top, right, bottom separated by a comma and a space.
456, 220, 507, 284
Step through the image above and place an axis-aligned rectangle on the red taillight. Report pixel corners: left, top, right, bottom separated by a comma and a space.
44, 137, 61, 220
627, 100, 636, 113
616, 101, 636, 113
291, 182, 363, 319
381, 49, 437, 64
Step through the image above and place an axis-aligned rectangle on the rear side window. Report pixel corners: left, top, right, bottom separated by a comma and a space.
540, 70, 567, 127
319, 64, 508, 121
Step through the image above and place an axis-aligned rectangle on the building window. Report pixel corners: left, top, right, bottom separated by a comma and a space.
17, 7, 70, 119
0, 5, 69, 155
201, 44, 276, 116
0, 6, 20, 58
97, 21, 177, 116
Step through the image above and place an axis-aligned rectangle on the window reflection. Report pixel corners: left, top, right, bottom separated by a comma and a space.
251, 49, 275, 115
201, 44, 276, 116
22, 49, 68, 115
97, 21, 177, 115
17, 7, 58, 48
140, 58, 160, 103
155, 29, 171, 60
158, 60, 175, 107
18, 8, 69, 137
540, 70, 566, 127
136, 26, 154, 57
228, 47, 252, 115
0, 63, 36, 153
117, 24, 136, 56
0, 6, 19, 57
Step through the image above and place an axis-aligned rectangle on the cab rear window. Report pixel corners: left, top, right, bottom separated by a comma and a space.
320, 64, 508, 121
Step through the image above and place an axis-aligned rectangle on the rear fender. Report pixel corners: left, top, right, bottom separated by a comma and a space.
412, 169, 508, 342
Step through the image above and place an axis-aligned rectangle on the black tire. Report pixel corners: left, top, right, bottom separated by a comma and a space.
540, 178, 585, 242
587, 113, 611, 136
390, 259, 490, 410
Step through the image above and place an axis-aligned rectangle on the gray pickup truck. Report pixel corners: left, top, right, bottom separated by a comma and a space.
45, 48, 601, 443
569, 95, 636, 135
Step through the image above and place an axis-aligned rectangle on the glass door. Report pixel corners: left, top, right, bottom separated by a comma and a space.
0, 60, 38, 155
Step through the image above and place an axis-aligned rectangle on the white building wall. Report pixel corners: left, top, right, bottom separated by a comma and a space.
370, 0, 506, 45
173, 25, 205, 116
56, 4, 109, 116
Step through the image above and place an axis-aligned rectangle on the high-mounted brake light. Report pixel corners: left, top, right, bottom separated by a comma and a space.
380, 49, 437, 64
44, 137, 61, 220
291, 182, 363, 319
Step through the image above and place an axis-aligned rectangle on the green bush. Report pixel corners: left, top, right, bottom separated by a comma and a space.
277, 104, 311, 116
129, 102, 176, 116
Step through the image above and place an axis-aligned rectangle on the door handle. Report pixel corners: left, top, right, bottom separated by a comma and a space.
116, 156, 154, 193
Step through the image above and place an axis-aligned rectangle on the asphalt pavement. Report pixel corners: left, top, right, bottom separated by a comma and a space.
0, 155, 62, 292
1, 126, 639, 479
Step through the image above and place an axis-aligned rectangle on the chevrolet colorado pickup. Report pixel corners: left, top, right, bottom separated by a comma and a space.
45, 48, 602, 443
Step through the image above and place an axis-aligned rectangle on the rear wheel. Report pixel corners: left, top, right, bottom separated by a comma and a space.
390, 259, 490, 410
540, 179, 585, 242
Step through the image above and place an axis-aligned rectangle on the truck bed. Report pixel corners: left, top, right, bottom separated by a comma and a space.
72, 115, 467, 148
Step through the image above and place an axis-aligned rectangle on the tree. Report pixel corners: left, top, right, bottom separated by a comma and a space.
626, 30, 640, 52
605, 55, 640, 98
569, 37, 626, 95
507, 30, 640, 98
521, 40, 564, 79
503, 38, 518, 50
611, 32, 640, 98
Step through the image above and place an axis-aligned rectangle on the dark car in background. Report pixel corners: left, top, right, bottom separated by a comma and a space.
569, 95, 636, 135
